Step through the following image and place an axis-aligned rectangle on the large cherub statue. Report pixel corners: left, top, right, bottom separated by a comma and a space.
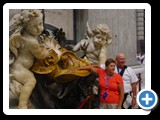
9, 9, 91, 109
72, 22, 112, 69
9, 9, 52, 109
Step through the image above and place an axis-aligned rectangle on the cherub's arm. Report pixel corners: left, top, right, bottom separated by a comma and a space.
72, 41, 81, 52
79, 65, 100, 73
73, 39, 89, 52
29, 40, 50, 60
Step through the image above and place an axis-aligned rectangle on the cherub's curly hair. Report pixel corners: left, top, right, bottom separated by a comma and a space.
9, 9, 43, 34
20, 9, 43, 25
92, 24, 112, 40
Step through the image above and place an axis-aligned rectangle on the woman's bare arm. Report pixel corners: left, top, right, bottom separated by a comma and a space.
78, 65, 100, 73
117, 84, 124, 109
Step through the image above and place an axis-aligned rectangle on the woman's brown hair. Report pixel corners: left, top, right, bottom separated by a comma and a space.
105, 58, 116, 67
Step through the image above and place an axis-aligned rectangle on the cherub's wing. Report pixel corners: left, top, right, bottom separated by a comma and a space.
9, 33, 22, 58
9, 14, 21, 36
9, 13, 24, 58
86, 21, 93, 38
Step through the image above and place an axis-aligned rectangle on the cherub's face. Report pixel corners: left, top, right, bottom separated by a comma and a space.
25, 14, 44, 36
93, 34, 107, 48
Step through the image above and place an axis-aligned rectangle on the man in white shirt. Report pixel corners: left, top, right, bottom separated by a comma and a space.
115, 53, 139, 109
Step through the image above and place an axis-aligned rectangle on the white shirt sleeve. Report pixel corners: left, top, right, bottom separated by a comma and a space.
128, 67, 139, 84
123, 67, 139, 93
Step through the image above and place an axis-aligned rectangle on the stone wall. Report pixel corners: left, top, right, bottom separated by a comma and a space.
136, 9, 145, 54
75, 9, 141, 66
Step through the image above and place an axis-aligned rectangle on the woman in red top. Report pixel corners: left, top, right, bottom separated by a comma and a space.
79, 58, 124, 109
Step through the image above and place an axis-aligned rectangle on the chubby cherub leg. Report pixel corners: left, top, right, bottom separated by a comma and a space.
11, 68, 37, 109
18, 79, 36, 109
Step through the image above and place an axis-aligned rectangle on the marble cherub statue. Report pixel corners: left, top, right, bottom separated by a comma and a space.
9, 9, 51, 109
72, 22, 112, 69
9, 9, 92, 109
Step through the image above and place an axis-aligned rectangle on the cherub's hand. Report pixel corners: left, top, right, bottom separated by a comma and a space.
81, 41, 89, 51
46, 56, 56, 65
44, 49, 58, 65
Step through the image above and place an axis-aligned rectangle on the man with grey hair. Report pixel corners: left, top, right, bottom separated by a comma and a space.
115, 53, 138, 109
